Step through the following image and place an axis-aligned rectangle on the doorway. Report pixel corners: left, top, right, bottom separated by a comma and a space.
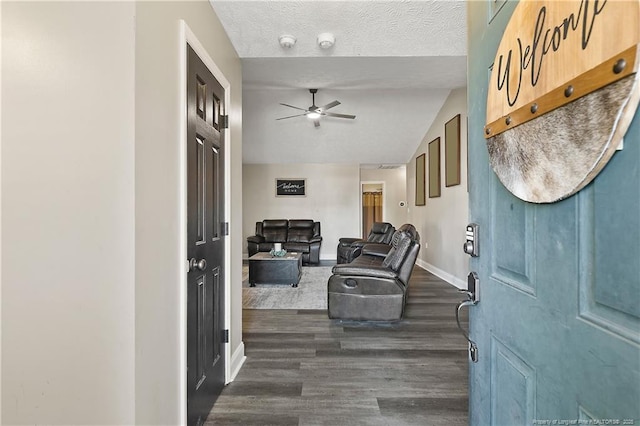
361, 182, 384, 238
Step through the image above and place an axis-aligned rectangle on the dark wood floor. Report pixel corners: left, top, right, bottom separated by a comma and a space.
207, 266, 469, 425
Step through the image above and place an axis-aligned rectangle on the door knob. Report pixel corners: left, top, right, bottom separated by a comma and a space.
189, 258, 207, 272
463, 241, 475, 255
463, 223, 479, 257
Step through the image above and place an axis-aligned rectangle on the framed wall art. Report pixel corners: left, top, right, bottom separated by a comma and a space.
429, 138, 441, 198
276, 178, 306, 196
415, 154, 426, 206
445, 114, 461, 187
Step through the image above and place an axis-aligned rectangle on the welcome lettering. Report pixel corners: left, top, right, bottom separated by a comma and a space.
496, 0, 607, 107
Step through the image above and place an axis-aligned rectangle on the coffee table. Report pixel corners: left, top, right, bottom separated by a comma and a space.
248, 252, 303, 287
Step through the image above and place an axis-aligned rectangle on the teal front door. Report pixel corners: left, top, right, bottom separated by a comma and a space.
467, 1, 640, 425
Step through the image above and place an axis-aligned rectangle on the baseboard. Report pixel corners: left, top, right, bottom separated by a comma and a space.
227, 342, 246, 383
416, 259, 466, 289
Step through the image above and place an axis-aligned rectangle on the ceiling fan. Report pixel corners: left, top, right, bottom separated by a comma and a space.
277, 89, 356, 128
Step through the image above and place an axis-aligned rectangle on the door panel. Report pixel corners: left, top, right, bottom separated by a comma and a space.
584, 145, 640, 324
187, 44, 225, 426
210, 146, 220, 241
468, 1, 640, 425
491, 337, 535, 426
212, 266, 222, 364
491, 186, 536, 294
196, 274, 206, 387
196, 136, 206, 242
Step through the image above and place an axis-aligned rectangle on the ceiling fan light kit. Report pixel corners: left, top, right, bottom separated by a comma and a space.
317, 33, 335, 49
277, 88, 356, 128
278, 34, 296, 49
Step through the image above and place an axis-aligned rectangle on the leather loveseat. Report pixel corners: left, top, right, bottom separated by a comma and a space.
336, 222, 395, 264
247, 219, 322, 265
328, 224, 420, 321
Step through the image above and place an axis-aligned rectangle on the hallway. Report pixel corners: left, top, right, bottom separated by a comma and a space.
207, 266, 469, 425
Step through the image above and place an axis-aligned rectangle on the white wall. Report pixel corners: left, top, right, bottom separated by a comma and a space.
360, 167, 408, 232
243, 164, 360, 260
2, 2, 135, 423
135, 2, 243, 424
407, 88, 469, 288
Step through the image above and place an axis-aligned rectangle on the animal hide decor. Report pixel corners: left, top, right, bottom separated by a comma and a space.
488, 74, 639, 202
485, 0, 640, 203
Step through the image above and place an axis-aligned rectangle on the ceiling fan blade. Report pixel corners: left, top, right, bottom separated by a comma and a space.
319, 100, 340, 110
276, 113, 308, 120
313, 119, 320, 128
324, 112, 356, 119
280, 103, 308, 112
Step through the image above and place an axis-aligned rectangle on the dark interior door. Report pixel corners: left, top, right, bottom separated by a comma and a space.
186, 44, 226, 426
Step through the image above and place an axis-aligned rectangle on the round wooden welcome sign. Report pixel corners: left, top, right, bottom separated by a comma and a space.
485, 0, 640, 203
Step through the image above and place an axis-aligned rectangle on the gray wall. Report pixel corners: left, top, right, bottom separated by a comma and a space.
2, 1, 244, 423
135, 1, 243, 424
407, 88, 469, 287
243, 164, 360, 260
2, 2, 136, 423
243, 165, 410, 260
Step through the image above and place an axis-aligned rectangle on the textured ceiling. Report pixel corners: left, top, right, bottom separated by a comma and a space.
243, 87, 451, 164
209, 0, 468, 165
210, 0, 466, 58
241, 56, 467, 90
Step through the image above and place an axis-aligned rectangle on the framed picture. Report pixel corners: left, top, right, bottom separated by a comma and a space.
275, 178, 306, 196
415, 154, 426, 206
445, 114, 461, 187
429, 138, 441, 198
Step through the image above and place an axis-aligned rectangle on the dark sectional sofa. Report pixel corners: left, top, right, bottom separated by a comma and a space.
247, 219, 322, 265
328, 224, 421, 321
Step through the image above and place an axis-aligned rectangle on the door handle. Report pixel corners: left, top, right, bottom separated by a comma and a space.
456, 272, 479, 362
189, 258, 207, 272
456, 300, 479, 363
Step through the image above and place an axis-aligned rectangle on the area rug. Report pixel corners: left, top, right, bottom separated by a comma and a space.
242, 266, 333, 309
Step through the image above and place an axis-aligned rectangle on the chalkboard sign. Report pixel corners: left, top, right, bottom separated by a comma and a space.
276, 179, 306, 196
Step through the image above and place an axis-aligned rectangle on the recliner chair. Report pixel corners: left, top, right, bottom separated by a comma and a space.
328, 224, 421, 321
336, 222, 395, 264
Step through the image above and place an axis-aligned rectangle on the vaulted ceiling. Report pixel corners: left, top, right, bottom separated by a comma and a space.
210, 0, 468, 165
